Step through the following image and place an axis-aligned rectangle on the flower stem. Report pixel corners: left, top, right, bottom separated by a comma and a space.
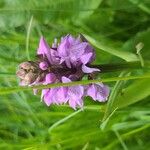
90, 60, 150, 73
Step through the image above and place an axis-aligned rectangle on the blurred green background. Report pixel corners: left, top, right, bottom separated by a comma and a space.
0, 0, 150, 149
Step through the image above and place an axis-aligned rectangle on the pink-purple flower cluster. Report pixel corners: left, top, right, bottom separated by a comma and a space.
17, 34, 109, 109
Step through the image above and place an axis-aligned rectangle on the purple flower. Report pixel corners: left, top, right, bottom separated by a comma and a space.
16, 34, 110, 109
37, 37, 60, 65
62, 77, 85, 109
42, 87, 68, 106
41, 73, 68, 106
86, 83, 110, 102
41, 75, 85, 109
57, 34, 99, 73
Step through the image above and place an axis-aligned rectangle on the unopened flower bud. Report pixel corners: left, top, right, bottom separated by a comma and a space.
17, 61, 41, 85
24, 72, 38, 85
16, 69, 26, 79
19, 61, 39, 72
39, 61, 48, 70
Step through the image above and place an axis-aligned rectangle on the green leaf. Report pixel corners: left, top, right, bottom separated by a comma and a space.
112, 78, 150, 109
0, 0, 102, 29
83, 34, 139, 61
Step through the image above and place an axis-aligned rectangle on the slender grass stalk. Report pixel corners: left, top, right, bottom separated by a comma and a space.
0, 73, 150, 95
102, 71, 130, 123
104, 124, 150, 150
48, 109, 82, 133
114, 130, 129, 150
26, 16, 33, 60
30, 73, 150, 89
100, 108, 118, 130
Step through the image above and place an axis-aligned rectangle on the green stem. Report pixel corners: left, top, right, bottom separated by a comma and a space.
0, 73, 150, 95
32, 74, 150, 89
90, 61, 150, 73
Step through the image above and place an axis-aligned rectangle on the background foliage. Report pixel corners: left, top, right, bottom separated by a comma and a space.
0, 0, 150, 149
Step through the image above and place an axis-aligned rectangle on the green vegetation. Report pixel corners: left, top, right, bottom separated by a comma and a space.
0, 0, 150, 149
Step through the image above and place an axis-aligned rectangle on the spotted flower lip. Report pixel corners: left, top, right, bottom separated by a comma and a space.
16, 34, 110, 109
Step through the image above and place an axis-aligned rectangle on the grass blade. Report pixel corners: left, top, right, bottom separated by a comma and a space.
26, 16, 33, 60
48, 109, 82, 133
112, 79, 150, 109
83, 34, 139, 61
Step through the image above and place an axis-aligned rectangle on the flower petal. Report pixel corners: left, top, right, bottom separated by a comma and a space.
39, 61, 48, 70
37, 37, 53, 64
80, 52, 93, 64
37, 37, 49, 55
87, 84, 110, 102
44, 73, 56, 84
69, 99, 77, 110
53, 87, 68, 104
62, 76, 71, 83
82, 65, 100, 73
68, 85, 84, 99
86, 84, 97, 100
43, 89, 53, 106
57, 37, 69, 57
70, 42, 88, 58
